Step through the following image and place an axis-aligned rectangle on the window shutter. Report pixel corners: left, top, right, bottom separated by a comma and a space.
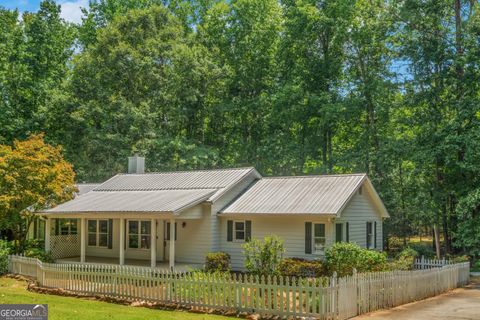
245, 220, 252, 242
366, 222, 369, 248
166, 222, 170, 241
108, 219, 113, 249
55, 219, 59, 236
305, 222, 312, 254
346, 222, 349, 242
33, 219, 38, 239
374, 221, 377, 249
227, 220, 233, 242
124, 221, 127, 250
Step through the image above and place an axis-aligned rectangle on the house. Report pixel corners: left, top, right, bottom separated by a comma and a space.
34, 156, 389, 271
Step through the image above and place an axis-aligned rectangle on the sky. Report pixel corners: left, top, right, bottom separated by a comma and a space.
0, 0, 89, 23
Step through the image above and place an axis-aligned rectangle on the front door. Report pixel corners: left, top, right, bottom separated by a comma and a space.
164, 221, 177, 261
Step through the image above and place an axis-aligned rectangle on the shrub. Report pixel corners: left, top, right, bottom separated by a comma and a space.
408, 243, 435, 259
205, 252, 231, 273
243, 235, 284, 276
472, 260, 480, 272
388, 247, 418, 271
24, 248, 54, 263
279, 258, 325, 278
0, 240, 11, 275
449, 255, 470, 264
325, 242, 388, 277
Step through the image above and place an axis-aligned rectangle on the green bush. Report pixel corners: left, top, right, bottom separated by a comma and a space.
449, 255, 470, 264
243, 235, 284, 276
279, 258, 325, 278
24, 248, 54, 263
0, 240, 11, 275
388, 247, 418, 271
408, 243, 435, 259
472, 260, 480, 272
325, 242, 388, 277
205, 252, 231, 273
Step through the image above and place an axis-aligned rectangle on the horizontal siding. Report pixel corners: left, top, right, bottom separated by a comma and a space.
337, 191, 383, 250
219, 216, 333, 271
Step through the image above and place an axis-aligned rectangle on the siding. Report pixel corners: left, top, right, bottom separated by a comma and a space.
336, 190, 383, 249
219, 216, 333, 271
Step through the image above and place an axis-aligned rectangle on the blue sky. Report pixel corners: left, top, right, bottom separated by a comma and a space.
0, 0, 88, 23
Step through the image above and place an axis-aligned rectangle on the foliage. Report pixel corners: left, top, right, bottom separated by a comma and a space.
205, 252, 231, 273
243, 236, 284, 276
453, 189, 480, 258
387, 247, 418, 271
0, 134, 76, 249
0, 240, 11, 275
24, 248, 54, 263
408, 243, 436, 259
279, 258, 325, 278
472, 260, 480, 272
325, 242, 388, 277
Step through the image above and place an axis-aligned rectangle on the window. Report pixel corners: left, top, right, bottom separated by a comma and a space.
313, 223, 326, 254
128, 220, 151, 249
366, 222, 374, 249
57, 219, 77, 235
88, 219, 108, 247
335, 223, 343, 243
234, 221, 245, 242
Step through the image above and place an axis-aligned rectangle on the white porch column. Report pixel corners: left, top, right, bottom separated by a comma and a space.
80, 217, 86, 263
119, 218, 125, 265
44, 218, 51, 252
169, 218, 175, 270
151, 219, 156, 268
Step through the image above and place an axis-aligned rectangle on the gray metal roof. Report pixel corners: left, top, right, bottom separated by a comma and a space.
44, 189, 216, 214
94, 167, 257, 201
221, 174, 366, 215
76, 184, 101, 195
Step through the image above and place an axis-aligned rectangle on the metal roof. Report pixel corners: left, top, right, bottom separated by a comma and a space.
44, 189, 216, 214
76, 184, 101, 195
93, 167, 257, 201
221, 174, 367, 215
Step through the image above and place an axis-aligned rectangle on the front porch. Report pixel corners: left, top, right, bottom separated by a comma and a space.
56, 256, 201, 272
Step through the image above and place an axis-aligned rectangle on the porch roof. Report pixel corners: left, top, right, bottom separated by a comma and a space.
40, 189, 215, 214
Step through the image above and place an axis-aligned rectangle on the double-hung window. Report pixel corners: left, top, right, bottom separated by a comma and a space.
234, 221, 245, 242
313, 223, 326, 254
59, 219, 77, 235
128, 220, 151, 249
88, 219, 108, 247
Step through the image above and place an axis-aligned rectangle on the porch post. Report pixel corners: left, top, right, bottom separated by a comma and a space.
119, 218, 125, 265
80, 217, 86, 263
151, 218, 156, 268
44, 218, 51, 252
169, 218, 175, 270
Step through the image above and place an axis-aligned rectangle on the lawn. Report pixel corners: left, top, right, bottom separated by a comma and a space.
0, 277, 231, 320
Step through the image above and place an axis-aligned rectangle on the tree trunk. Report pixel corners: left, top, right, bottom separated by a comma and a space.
434, 223, 441, 259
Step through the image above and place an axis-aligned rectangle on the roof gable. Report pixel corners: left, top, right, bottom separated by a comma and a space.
221, 174, 367, 215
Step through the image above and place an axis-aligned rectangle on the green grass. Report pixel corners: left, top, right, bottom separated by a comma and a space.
0, 277, 231, 320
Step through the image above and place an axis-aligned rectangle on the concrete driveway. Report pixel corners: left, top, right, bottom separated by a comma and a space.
353, 277, 480, 320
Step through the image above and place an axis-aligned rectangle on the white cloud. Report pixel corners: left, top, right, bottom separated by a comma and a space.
59, 0, 89, 24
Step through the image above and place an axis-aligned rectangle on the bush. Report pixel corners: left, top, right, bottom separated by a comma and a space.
243, 235, 284, 276
449, 255, 470, 264
408, 243, 435, 259
0, 240, 11, 275
205, 252, 231, 273
279, 258, 325, 278
24, 248, 54, 263
388, 247, 418, 271
472, 260, 480, 272
325, 242, 388, 277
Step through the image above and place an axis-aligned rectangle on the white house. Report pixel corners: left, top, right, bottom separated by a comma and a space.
34, 156, 389, 271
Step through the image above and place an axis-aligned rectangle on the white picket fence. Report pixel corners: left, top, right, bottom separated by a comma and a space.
414, 256, 450, 269
8, 255, 470, 319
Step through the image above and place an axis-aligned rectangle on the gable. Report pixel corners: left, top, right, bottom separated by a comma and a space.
338, 179, 389, 219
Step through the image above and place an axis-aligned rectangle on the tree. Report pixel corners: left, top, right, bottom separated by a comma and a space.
0, 134, 76, 250
243, 235, 284, 276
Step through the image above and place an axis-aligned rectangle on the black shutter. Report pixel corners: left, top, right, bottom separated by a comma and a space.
374, 221, 377, 249
33, 219, 38, 239
227, 220, 233, 242
245, 220, 252, 242
55, 219, 59, 236
108, 219, 113, 249
346, 222, 349, 242
305, 222, 312, 254
166, 222, 170, 240
366, 222, 370, 249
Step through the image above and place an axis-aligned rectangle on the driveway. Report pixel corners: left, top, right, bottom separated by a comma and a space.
353, 277, 480, 320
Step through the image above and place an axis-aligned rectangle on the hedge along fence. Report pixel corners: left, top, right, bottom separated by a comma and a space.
8, 255, 470, 320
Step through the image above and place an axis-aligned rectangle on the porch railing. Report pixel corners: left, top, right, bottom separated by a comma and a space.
8, 255, 470, 320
